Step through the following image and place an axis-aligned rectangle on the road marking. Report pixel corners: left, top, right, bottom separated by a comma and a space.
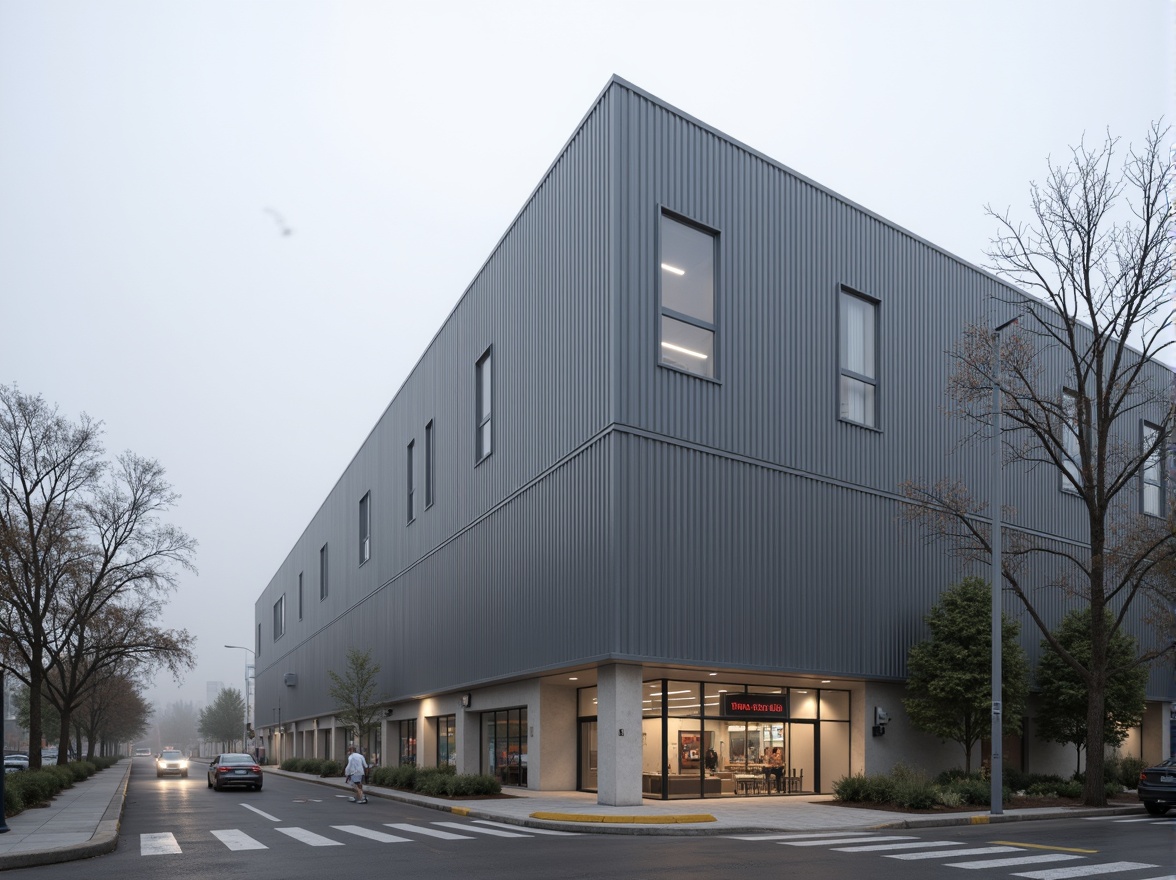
1111, 818, 1164, 823
240, 803, 281, 821
1010, 863, 1160, 879
888, 846, 1025, 860
384, 823, 473, 840
211, 829, 268, 851
473, 820, 578, 836
330, 825, 412, 843
834, 840, 966, 852
141, 833, 182, 855
433, 821, 531, 838
274, 826, 344, 847
726, 832, 876, 840
779, 835, 917, 847
992, 840, 1099, 853
945, 854, 1083, 869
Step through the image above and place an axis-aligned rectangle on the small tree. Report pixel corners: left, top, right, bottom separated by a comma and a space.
198, 687, 246, 752
904, 576, 1030, 774
1035, 608, 1148, 776
328, 648, 385, 755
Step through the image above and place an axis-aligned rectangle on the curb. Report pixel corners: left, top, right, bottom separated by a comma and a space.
0, 759, 130, 872
872, 804, 1147, 830
529, 811, 716, 825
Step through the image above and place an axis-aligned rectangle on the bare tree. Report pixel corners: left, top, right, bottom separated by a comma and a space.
902, 123, 1176, 806
0, 386, 197, 767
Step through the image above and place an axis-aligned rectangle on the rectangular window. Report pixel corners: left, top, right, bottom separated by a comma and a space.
425, 420, 435, 509
839, 288, 878, 427
256, 623, 261, 659
1061, 390, 1081, 493
437, 714, 456, 767
406, 441, 415, 523
320, 543, 329, 599
298, 572, 303, 620
659, 212, 716, 379
359, 491, 371, 564
398, 719, 417, 767
1143, 422, 1163, 516
475, 349, 493, 461
273, 595, 285, 641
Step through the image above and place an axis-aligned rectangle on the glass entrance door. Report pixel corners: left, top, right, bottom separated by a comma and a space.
579, 720, 597, 791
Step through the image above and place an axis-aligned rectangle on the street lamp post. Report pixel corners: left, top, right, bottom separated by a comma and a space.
224, 645, 255, 753
990, 316, 1018, 817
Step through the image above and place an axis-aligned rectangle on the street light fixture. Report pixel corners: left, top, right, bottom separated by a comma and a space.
224, 645, 255, 753
990, 315, 1018, 817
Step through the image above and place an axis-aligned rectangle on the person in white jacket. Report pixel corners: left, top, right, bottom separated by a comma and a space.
345, 744, 369, 804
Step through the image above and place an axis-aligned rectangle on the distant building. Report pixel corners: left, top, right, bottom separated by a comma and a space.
206, 682, 224, 707
252, 76, 1173, 804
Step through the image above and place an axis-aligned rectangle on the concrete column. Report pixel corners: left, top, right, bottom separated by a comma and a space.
597, 663, 643, 806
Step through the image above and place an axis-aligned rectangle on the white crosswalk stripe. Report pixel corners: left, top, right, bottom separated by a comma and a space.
1010, 863, 1161, 879
140, 832, 182, 855
946, 853, 1083, 869
383, 822, 473, 840
432, 821, 532, 838
330, 825, 412, 843
833, 839, 967, 852
780, 835, 917, 847
210, 829, 268, 851
888, 846, 1030, 860
274, 826, 344, 846
473, 820, 578, 836
726, 831, 875, 841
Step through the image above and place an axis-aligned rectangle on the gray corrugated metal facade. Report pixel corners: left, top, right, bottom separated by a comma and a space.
253, 76, 1172, 802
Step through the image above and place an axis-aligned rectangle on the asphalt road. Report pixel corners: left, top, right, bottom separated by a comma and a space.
2, 760, 1172, 880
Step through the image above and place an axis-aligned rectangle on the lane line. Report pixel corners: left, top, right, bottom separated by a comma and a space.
834, 840, 966, 852
473, 820, 578, 836
888, 846, 1025, 860
945, 854, 1084, 869
433, 821, 531, 838
726, 832, 876, 840
140, 832, 182, 856
384, 823, 473, 840
211, 829, 268, 851
330, 825, 412, 843
240, 803, 281, 822
274, 826, 344, 847
1011, 863, 1160, 879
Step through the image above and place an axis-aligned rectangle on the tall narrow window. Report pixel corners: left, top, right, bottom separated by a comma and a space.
425, 420, 435, 509
1143, 423, 1163, 516
1061, 390, 1081, 493
475, 349, 493, 461
256, 623, 261, 659
358, 492, 371, 564
320, 543, 329, 599
659, 212, 716, 379
273, 595, 285, 641
406, 441, 416, 523
298, 572, 303, 620
839, 288, 878, 427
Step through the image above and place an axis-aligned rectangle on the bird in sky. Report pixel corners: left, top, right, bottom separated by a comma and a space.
264, 207, 293, 236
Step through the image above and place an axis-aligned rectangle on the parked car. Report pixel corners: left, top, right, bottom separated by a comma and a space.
207, 753, 263, 791
3, 754, 28, 773
155, 749, 189, 778
1138, 757, 1176, 816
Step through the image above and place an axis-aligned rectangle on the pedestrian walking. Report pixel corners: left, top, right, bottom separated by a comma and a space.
345, 744, 369, 804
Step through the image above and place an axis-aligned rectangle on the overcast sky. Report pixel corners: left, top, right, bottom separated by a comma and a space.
1, 0, 1172, 719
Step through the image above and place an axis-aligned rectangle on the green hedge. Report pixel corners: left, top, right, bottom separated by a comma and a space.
365, 763, 500, 797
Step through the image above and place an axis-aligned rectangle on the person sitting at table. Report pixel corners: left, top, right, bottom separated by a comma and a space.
766, 747, 784, 792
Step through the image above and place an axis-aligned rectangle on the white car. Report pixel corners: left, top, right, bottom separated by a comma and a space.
155, 749, 189, 778
4, 754, 29, 773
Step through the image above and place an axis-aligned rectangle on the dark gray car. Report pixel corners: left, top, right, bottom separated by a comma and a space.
207, 753, 263, 791
1138, 757, 1176, 816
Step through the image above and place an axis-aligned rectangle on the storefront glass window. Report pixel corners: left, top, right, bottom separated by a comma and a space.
436, 714, 456, 767
819, 689, 850, 721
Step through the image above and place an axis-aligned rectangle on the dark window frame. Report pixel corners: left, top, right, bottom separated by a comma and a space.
359, 491, 371, 564
1142, 421, 1164, 517
657, 208, 719, 381
475, 348, 493, 463
837, 285, 880, 429
406, 440, 416, 524
273, 594, 285, 641
425, 420, 435, 509
320, 542, 329, 600
1061, 388, 1082, 494
298, 571, 303, 620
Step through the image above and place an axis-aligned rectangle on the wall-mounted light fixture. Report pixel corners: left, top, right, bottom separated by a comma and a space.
460, 693, 471, 708
384, 707, 394, 717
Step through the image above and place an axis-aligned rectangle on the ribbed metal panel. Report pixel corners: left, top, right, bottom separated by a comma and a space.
255, 78, 1174, 723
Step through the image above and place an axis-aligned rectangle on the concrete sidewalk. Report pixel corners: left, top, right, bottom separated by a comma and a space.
0, 758, 129, 870
0, 759, 1148, 870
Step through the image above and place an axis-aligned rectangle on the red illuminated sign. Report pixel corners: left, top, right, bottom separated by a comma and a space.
721, 693, 788, 719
